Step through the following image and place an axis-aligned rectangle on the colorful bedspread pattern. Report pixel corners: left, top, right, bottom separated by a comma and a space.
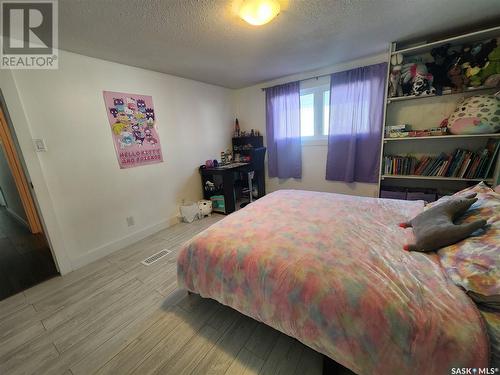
178, 190, 488, 374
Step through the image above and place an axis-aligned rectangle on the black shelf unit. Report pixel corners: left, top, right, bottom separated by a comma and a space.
232, 136, 263, 154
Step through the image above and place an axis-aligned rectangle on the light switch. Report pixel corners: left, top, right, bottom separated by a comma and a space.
33, 139, 47, 152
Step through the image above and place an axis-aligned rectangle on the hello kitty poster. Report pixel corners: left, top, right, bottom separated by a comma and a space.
103, 91, 163, 169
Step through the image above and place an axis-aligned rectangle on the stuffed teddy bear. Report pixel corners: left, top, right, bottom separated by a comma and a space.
447, 63, 464, 92
400, 193, 486, 252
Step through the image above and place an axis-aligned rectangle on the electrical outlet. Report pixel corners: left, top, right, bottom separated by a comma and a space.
126, 216, 135, 227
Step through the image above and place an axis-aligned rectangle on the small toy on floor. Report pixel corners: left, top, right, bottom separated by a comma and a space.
198, 199, 213, 217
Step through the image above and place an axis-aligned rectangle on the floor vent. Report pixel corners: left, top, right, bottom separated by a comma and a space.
141, 249, 172, 266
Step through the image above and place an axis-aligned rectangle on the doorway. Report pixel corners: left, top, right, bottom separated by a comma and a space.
0, 103, 58, 300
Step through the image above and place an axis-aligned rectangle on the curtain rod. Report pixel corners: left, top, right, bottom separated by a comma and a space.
260, 74, 327, 91
260, 61, 387, 91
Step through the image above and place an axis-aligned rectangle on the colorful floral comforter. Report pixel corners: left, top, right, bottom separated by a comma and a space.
177, 190, 489, 374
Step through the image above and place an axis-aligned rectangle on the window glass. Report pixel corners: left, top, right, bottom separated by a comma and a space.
300, 93, 314, 137
323, 90, 330, 136
299, 77, 330, 138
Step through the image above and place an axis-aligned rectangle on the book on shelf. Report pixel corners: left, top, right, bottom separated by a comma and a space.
382, 138, 500, 179
385, 124, 409, 137
483, 138, 500, 178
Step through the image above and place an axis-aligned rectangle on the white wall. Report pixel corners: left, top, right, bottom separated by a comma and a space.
0, 142, 27, 223
233, 53, 387, 197
1, 50, 233, 271
0, 49, 386, 274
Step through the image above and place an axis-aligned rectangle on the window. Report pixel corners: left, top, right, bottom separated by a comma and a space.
299, 93, 314, 136
299, 77, 330, 138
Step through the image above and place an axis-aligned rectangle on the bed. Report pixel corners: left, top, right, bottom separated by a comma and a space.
177, 189, 492, 374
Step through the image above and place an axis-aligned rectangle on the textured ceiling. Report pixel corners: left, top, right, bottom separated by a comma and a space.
59, 0, 500, 89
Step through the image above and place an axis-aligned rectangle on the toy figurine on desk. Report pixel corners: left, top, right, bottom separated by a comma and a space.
234, 118, 240, 137
220, 149, 232, 165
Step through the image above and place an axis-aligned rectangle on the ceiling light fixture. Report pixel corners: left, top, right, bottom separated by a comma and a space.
239, 0, 280, 26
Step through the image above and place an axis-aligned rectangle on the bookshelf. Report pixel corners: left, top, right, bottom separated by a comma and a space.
378, 26, 500, 198
384, 133, 500, 142
381, 175, 493, 183
386, 85, 495, 103
392, 26, 500, 57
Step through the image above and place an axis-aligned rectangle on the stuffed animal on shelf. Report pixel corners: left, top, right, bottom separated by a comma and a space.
464, 65, 482, 87
479, 43, 500, 87
389, 53, 403, 97
460, 44, 475, 68
400, 193, 486, 252
426, 44, 453, 95
447, 63, 464, 93
401, 63, 430, 95
473, 38, 497, 68
411, 73, 436, 96
447, 94, 500, 134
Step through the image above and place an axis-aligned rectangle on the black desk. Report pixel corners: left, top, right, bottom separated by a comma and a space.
200, 163, 249, 214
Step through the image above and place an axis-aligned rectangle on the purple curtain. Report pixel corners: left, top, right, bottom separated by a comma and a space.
326, 62, 387, 183
265, 81, 302, 179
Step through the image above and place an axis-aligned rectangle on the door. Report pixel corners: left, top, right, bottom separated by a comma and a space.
0, 105, 43, 234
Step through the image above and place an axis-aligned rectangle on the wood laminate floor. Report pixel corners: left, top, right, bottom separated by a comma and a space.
0, 214, 347, 375
0, 207, 58, 300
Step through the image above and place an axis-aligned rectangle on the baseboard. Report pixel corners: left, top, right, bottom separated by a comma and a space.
5, 207, 29, 228
70, 215, 180, 270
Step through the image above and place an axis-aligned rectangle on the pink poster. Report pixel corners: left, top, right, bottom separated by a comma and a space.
103, 91, 163, 169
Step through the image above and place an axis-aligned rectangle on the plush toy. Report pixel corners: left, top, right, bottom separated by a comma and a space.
479, 44, 500, 86
445, 45, 462, 70
411, 73, 436, 96
198, 200, 212, 217
389, 53, 403, 97
474, 38, 497, 68
400, 193, 486, 252
447, 63, 464, 93
485, 74, 500, 87
426, 44, 453, 95
401, 63, 430, 95
460, 44, 475, 68
464, 65, 482, 87
447, 94, 500, 134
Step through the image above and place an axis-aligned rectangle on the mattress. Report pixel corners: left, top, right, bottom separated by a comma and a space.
177, 190, 489, 374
